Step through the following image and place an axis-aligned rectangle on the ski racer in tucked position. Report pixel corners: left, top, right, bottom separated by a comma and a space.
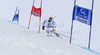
42, 16, 60, 37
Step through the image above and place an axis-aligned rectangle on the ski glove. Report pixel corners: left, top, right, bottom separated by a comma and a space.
42, 26, 45, 30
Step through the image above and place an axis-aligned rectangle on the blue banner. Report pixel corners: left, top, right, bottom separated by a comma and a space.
12, 14, 19, 21
12, 7, 19, 22
73, 5, 92, 25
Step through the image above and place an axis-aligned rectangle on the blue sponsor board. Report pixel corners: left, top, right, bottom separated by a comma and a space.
73, 5, 92, 25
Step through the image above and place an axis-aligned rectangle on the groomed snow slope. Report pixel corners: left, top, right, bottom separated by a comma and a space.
0, 18, 96, 55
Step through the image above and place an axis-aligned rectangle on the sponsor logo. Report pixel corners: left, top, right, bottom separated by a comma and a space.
77, 8, 88, 19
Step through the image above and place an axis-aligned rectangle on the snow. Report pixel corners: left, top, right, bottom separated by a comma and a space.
0, 18, 97, 55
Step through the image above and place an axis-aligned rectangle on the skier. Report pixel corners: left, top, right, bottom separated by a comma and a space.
42, 16, 60, 37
